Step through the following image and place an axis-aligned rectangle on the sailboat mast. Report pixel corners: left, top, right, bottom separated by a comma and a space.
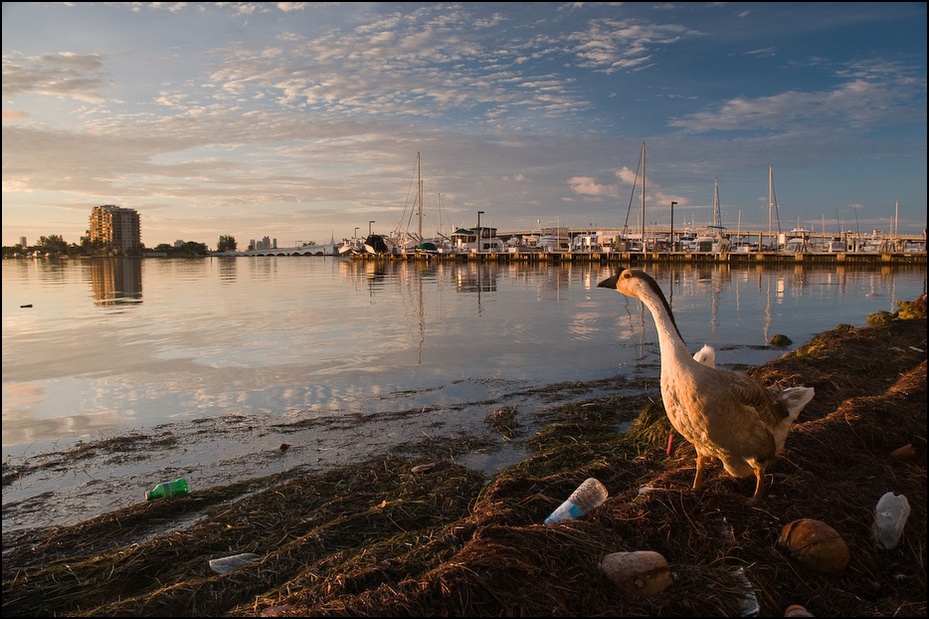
641, 143, 646, 252
894, 199, 899, 238
436, 193, 442, 237
417, 152, 423, 239
768, 164, 774, 235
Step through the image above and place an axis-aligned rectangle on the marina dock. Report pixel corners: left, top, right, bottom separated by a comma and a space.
348, 248, 927, 266
238, 226, 926, 267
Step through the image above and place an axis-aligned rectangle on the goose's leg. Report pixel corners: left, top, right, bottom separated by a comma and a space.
747, 467, 767, 504
692, 454, 708, 492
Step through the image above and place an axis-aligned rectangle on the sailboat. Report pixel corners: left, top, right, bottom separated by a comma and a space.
764, 164, 782, 252
364, 152, 454, 255
618, 143, 648, 252
363, 153, 425, 256
416, 193, 455, 254
690, 178, 731, 252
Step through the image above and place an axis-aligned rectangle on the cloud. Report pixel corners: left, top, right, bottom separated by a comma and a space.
669, 58, 924, 134
1, 52, 110, 103
277, 2, 311, 12
569, 176, 617, 198
2, 110, 31, 122
565, 17, 689, 74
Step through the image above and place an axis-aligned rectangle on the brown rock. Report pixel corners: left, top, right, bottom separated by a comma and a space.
600, 550, 673, 597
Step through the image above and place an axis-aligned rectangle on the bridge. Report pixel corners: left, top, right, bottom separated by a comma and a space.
217, 243, 339, 257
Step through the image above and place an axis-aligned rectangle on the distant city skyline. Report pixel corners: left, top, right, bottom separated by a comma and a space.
2, 2, 926, 247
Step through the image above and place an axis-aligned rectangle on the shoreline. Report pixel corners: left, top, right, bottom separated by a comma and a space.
2, 297, 926, 617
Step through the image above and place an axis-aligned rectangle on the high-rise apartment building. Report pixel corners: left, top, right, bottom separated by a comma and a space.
88, 205, 141, 253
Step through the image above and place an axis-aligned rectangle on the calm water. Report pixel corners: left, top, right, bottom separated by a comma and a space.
2, 257, 925, 531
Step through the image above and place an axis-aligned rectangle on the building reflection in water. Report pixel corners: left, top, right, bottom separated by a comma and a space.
89, 258, 143, 306
452, 263, 497, 293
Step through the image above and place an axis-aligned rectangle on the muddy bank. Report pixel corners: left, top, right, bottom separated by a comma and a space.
2, 297, 926, 617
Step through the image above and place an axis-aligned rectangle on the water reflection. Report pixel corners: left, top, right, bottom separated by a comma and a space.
87, 258, 142, 306
2, 257, 924, 457
216, 256, 238, 283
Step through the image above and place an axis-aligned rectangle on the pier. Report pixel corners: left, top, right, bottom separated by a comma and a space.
233, 226, 926, 267
347, 248, 927, 267
347, 226, 926, 266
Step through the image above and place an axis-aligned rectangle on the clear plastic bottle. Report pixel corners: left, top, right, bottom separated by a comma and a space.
872, 491, 910, 550
544, 477, 608, 525
146, 478, 189, 501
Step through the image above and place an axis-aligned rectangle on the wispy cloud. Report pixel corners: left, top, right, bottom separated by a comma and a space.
2, 52, 110, 103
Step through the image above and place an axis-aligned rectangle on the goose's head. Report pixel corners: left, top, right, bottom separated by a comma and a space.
597, 268, 665, 304
598, 268, 683, 341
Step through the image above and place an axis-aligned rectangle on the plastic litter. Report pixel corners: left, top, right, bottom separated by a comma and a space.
544, 477, 608, 525
209, 552, 262, 574
145, 478, 189, 501
872, 491, 910, 550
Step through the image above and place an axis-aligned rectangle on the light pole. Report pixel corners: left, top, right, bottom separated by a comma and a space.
670, 201, 677, 252
477, 211, 484, 253
368, 220, 375, 237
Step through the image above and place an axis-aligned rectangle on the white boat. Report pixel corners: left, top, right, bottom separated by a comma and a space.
537, 227, 571, 254
677, 229, 698, 251
688, 230, 731, 253
338, 237, 365, 255
505, 234, 543, 255
855, 230, 889, 253
449, 227, 505, 253
781, 228, 812, 253
571, 233, 606, 253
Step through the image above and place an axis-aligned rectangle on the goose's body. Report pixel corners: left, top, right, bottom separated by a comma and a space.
598, 269, 814, 502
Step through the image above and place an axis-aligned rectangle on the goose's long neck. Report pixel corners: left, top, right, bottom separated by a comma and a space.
639, 288, 691, 367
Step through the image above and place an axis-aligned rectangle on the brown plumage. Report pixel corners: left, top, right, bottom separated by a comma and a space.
598, 268, 814, 502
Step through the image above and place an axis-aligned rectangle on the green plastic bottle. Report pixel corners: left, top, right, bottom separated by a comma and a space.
145, 478, 189, 501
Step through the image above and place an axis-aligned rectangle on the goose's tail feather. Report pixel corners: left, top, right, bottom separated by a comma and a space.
781, 386, 815, 421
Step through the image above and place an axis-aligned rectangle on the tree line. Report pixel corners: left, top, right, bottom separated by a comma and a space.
2, 235, 239, 259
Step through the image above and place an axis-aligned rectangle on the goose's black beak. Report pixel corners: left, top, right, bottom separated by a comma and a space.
597, 269, 624, 289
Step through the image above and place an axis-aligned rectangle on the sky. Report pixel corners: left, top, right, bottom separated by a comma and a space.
2, 2, 926, 249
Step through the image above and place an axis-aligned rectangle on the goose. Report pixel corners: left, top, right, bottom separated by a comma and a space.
598, 268, 815, 503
